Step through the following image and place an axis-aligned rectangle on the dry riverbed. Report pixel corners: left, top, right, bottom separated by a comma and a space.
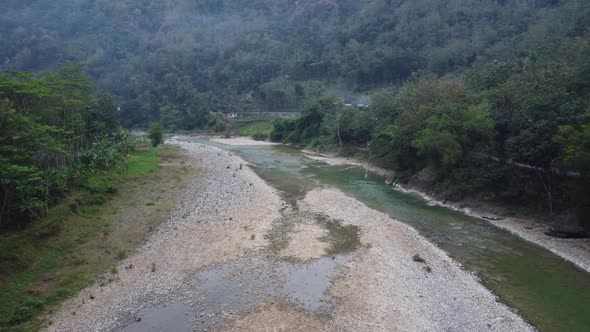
46, 138, 533, 331
210, 137, 280, 146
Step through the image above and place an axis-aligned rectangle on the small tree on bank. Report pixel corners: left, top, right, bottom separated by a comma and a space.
148, 122, 164, 147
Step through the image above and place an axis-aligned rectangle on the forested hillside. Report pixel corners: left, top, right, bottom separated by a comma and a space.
1, 0, 587, 125
1, 0, 589, 222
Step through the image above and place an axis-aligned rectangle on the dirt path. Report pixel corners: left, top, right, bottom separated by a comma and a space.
45, 139, 533, 332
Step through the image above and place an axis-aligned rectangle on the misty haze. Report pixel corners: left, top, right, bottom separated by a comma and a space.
1, 1, 590, 331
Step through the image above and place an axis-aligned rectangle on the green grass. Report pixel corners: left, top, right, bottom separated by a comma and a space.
126, 148, 159, 179
116, 247, 128, 260
0, 147, 171, 331
232, 118, 273, 137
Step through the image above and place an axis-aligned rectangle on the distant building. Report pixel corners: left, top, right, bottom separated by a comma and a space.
215, 110, 239, 118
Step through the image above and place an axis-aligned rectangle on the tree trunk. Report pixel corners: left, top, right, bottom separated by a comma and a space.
537, 169, 553, 215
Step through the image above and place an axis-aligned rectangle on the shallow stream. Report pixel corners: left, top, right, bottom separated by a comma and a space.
199, 140, 590, 332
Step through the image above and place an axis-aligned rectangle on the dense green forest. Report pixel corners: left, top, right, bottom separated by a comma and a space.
1, 0, 589, 224
2, 0, 588, 125
0, 64, 131, 227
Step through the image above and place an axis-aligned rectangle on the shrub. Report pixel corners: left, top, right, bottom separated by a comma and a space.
148, 123, 164, 147
83, 175, 119, 194
269, 118, 295, 142
116, 247, 128, 260
206, 113, 230, 133
252, 132, 268, 141
9, 298, 44, 324
83, 192, 108, 205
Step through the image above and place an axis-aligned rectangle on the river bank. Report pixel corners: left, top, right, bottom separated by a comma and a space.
45, 139, 283, 331
303, 150, 590, 274
44, 137, 535, 331
0, 145, 196, 331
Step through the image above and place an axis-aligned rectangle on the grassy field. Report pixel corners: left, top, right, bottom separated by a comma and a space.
232, 117, 274, 137
0, 145, 195, 331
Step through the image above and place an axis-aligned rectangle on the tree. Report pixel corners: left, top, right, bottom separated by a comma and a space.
553, 123, 590, 222
412, 103, 493, 166
148, 122, 164, 148
0, 67, 125, 226
553, 124, 590, 177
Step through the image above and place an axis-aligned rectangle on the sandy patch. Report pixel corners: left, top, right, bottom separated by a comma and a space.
300, 187, 533, 332
280, 222, 329, 261
219, 304, 325, 332
211, 137, 280, 146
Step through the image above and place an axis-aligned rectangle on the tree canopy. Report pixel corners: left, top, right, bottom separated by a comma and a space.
0, 65, 129, 227
1, 0, 589, 129
2, 0, 589, 220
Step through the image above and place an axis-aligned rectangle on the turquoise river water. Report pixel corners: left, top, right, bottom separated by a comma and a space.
193, 140, 590, 332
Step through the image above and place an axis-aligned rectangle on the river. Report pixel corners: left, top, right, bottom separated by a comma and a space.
197, 139, 590, 332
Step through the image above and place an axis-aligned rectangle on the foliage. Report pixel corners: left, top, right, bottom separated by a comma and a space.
251, 132, 268, 141
272, 39, 590, 216
148, 122, 164, 147
369, 75, 474, 170
270, 118, 296, 142
0, 147, 164, 331
2, 0, 589, 216
269, 97, 338, 146
2, 0, 588, 127
553, 124, 590, 177
412, 103, 493, 166
206, 113, 230, 133
0, 66, 125, 227
335, 107, 376, 145
234, 118, 273, 137
159, 93, 212, 131
553, 123, 590, 218
83, 130, 134, 171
